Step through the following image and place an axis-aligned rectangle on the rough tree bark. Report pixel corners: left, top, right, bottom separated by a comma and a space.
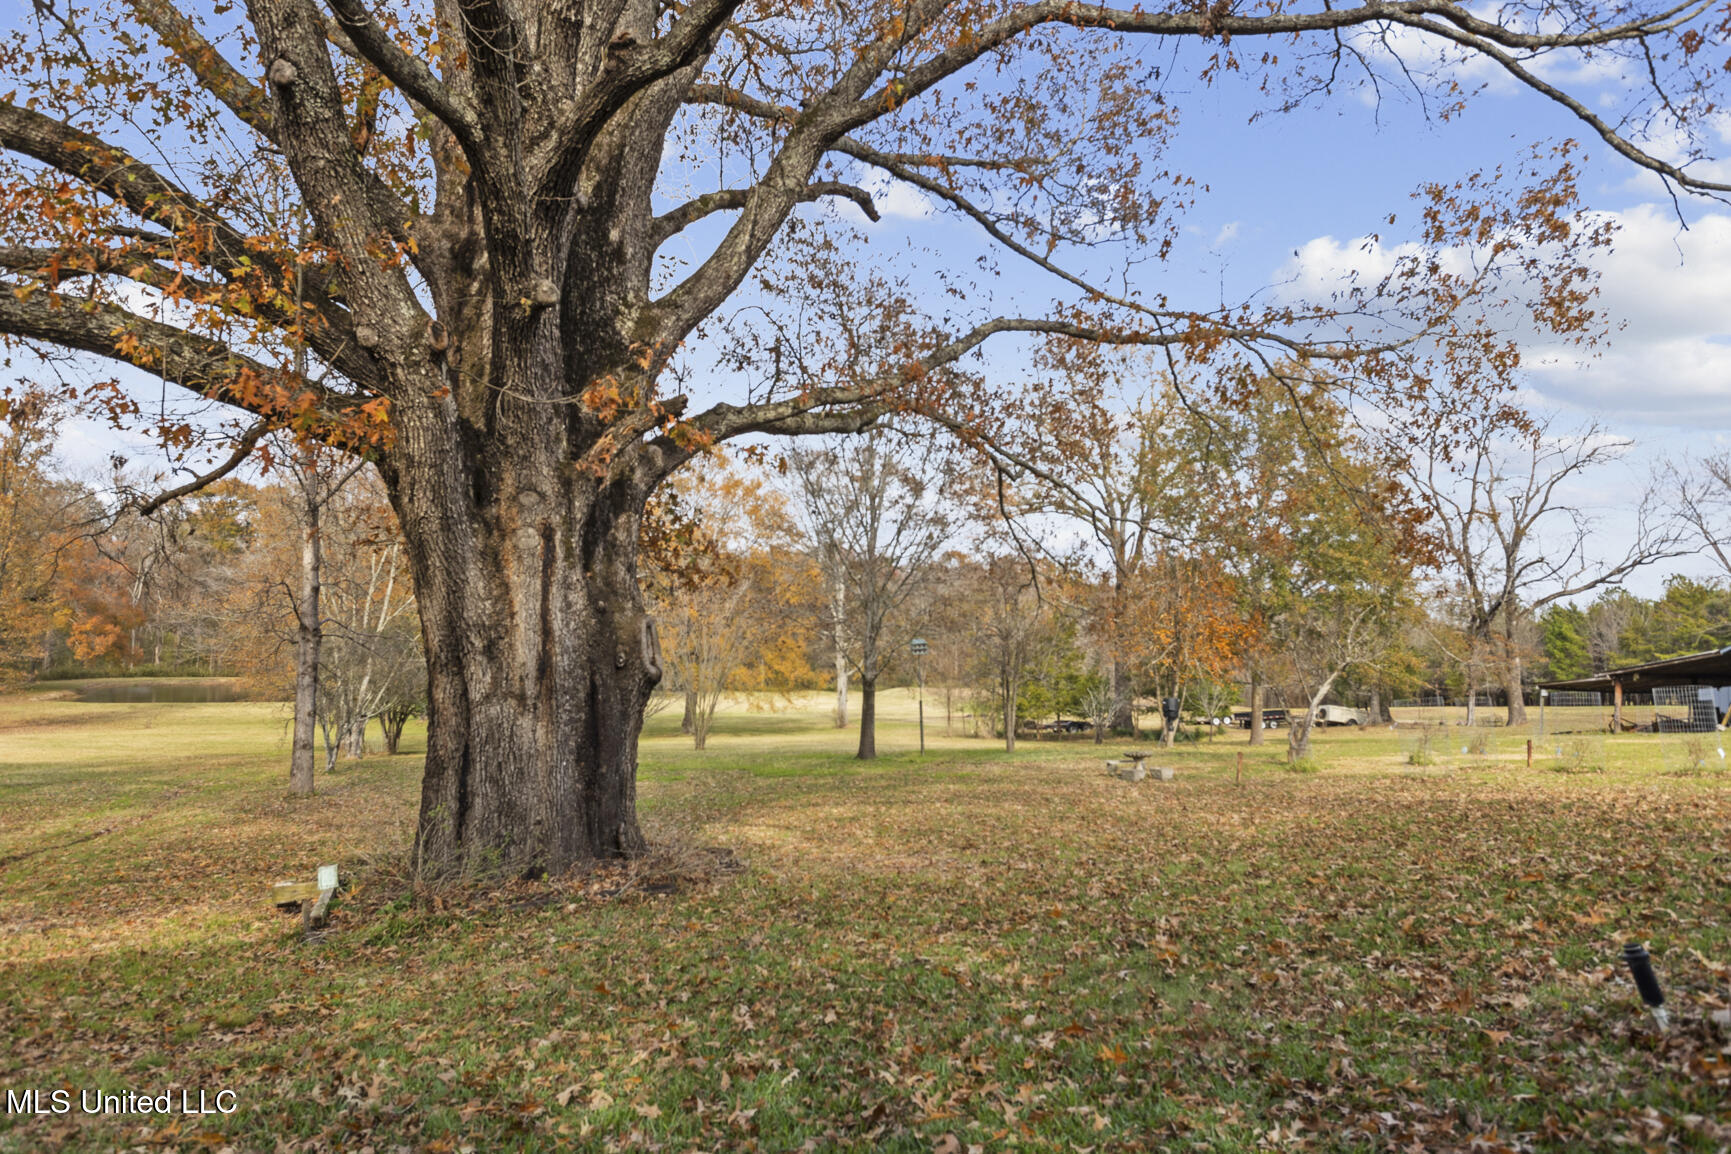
290, 468, 321, 797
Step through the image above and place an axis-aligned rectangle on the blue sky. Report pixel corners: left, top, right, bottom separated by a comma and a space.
32, 14, 1731, 596
793, 32, 1731, 597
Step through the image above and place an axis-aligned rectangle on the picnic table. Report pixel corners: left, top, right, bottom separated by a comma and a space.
1103, 750, 1173, 781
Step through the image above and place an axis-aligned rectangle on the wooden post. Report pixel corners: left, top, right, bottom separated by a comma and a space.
1612, 680, 1623, 732
272, 864, 338, 934
1526, 738, 1533, 769
1236, 752, 1243, 785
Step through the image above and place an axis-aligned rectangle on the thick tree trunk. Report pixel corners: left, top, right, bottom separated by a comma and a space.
1368, 684, 1386, 725
1502, 656, 1528, 727
290, 480, 321, 797
384, 406, 659, 878
857, 677, 877, 759
342, 716, 368, 758
1248, 669, 1264, 746
1109, 655, 1133, 732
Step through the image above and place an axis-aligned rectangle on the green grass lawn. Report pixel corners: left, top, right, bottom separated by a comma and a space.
1, 686, 1728, 1152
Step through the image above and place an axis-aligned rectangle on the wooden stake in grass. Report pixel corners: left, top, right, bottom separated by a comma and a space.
272, 864, 338, 934
1236, 752, 1243, 785
1526, 739, 1533, 769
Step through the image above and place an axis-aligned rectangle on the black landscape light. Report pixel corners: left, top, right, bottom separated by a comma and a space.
1621, 942, 1668, 1029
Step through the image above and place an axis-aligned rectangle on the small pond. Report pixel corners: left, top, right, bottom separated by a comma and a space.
71, 681, 242, 704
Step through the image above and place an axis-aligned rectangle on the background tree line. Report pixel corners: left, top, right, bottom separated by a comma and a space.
6, 369, 1727, 765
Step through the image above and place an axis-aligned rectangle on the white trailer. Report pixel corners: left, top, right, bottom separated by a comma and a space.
1314, 704, 1368, 726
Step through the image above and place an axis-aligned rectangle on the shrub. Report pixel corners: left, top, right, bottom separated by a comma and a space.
1407, 730, 1437, 766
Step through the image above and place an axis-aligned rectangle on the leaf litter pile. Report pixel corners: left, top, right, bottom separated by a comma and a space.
2, 725, 1729, 1152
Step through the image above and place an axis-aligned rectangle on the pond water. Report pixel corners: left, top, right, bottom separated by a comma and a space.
72, 681, 242, 704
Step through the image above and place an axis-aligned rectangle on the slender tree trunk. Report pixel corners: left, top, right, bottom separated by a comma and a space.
857, 677, 877, 759
834, 652, 849, 728
1248, 668, 1264, 746
380, 706, 411, 754
319, 715, 339, 776
1004, 676, 1018, 753
1289, 674, 1341, 762
290, 475, 321, 797
681, 689, 696, 734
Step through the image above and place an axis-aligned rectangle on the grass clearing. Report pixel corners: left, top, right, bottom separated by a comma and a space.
2, 687, 1728, 1152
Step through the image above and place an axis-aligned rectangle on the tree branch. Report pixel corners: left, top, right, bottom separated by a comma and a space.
0, 284, 353, 427
126, 0, 278, 139
1378, 7, 1731, 198
651, 181, 879, 246
323, 0, 483, 146
533, 0, 746, 199
0, 242, 220, 297
0, 102, 256, 268
132, 419, 271, 516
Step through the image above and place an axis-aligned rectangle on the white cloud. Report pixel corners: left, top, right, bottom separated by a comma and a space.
1277, 202, 1731, 429
1523, 204, 1731, 426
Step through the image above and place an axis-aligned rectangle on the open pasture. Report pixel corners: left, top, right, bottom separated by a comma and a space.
1, 688, 1728, 1152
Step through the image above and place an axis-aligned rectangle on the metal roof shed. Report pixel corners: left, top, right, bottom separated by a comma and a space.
1540, 646, 1731, 730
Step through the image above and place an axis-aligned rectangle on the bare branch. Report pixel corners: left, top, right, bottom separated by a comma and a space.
132, 420, 271, 517
1377, 7, 1731, 200
651, 181, 879, 247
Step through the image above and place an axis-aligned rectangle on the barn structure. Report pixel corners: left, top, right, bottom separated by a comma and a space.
1540, 646, 1731, 731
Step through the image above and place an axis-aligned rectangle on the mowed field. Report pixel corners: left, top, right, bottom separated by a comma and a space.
1, 686, 1728, 1153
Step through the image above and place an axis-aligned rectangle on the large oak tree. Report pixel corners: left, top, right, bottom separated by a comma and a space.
0, 0, 1723, 875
